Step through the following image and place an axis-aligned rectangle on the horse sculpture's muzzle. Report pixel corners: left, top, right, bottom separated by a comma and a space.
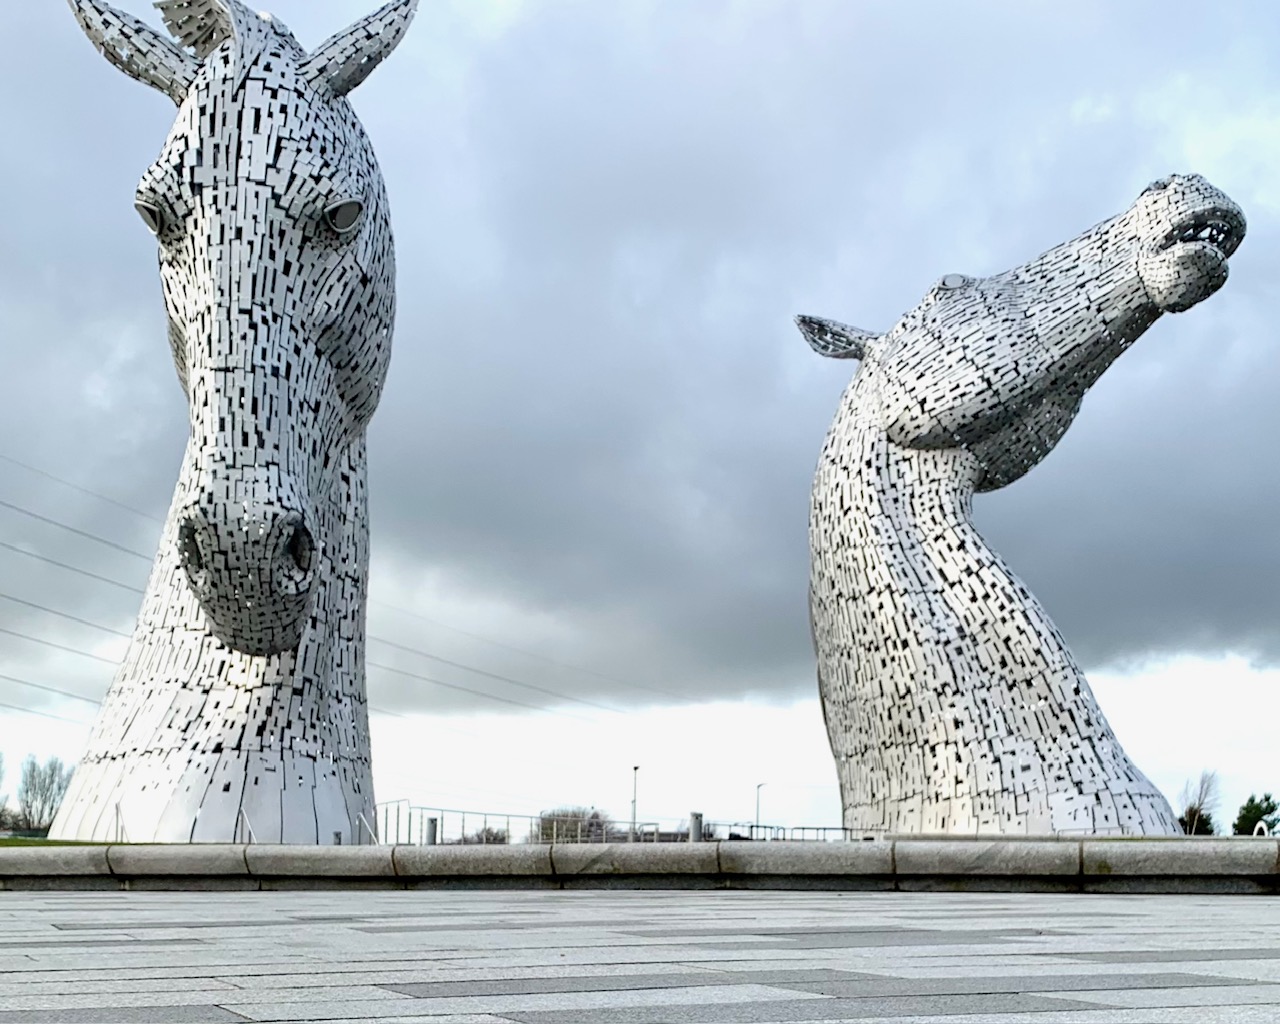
176, 488, 321, 657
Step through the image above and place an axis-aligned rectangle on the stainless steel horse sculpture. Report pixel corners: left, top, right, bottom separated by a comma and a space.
51, 0, 417, 843
800, 174, 1245, 836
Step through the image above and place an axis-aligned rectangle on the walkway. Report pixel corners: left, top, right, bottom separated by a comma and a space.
2, 890, 1279, 1022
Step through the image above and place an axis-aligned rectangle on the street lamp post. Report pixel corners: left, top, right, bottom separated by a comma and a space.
631, 765, 639, 842
755, 782, 766, 838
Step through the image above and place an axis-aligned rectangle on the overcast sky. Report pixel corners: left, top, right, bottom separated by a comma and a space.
1, 0, 1278, 832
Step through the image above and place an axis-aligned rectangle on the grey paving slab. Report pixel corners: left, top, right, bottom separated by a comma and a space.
1069, 947, 1280, 962
1059, 983, 1280, 1008
498, 994, 1103, 1022
0, 986, 423, 1013
743, 1013, 1280, 1024
694, 929, 1047, 949
0, 1008, 248, 1023
781, 971, 1251, 997
221, 985, 824, 1021
2, 890, 1279, 1021
382, 969, 870, 998
297, 1019, 513, 1024
0, 936, 206, 949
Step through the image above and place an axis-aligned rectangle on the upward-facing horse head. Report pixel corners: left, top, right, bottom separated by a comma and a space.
801, 174, 1245, 493
800, 174, 1245, 835
50, 0, 416, 844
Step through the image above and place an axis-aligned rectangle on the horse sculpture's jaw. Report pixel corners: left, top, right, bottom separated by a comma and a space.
806, 173, 1245, 836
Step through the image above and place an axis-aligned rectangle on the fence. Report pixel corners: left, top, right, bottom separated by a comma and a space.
375, 801, 668, 846
371, 804, 1280, 845
373, 802, 865, 846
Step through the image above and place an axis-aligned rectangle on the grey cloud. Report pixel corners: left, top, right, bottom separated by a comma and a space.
2, 0, 1278, 721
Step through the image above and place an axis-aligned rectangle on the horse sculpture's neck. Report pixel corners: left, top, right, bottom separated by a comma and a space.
53, 436, 372, 843
811, 399, 1181, 835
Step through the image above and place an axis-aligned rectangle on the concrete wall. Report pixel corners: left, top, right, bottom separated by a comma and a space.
4, 837, 1279, 893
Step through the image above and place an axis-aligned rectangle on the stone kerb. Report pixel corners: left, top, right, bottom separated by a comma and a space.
892, 838, 1079, 892
0, 844, 112, 888
108, 844, 249, 875
394, 843, 553, 886
1083, 837, 1280, 893
551, 841, 719, 887
245, 845, 397, 887
719, 837, 893, 889
101, 844, 250, 891
2, 838, 1280, 891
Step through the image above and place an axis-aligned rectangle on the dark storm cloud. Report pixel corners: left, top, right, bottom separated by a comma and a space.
1, 0, 1277, 719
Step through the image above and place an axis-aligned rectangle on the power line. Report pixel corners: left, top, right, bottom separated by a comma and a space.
369, 599, 690, 704
367, 660, 595, 723
369, 634, 625, 715
0, 699, 91, 726
0, 632, 596, 776
0, 672, 101, 707
0, 601, 596, 725
0, 627, 119, 665
3, 451, 680, 706
0, 603, 596, 726
0, 592, 133, 640
1, 494, 634, 717
0, 645, 590, 776
0, 453, 158, 522
0, 540, 146, 595
0, 498, 151, 562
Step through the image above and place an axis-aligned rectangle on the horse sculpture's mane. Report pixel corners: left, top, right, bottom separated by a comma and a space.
155, 0, 236, 57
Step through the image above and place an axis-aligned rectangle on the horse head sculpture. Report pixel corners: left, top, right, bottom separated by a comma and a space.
70, 0, 414, 655
801, 174, 1244, 835
50, 0, 416, 843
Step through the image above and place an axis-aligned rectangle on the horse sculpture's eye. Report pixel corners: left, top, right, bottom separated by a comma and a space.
324, 199, 365, 235
939, 274, 968, 290
135, 200, 166, 236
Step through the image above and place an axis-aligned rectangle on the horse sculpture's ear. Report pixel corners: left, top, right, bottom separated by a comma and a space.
67, 0, 198, 105
301, 0, 419, 98
795, 314, 878, 360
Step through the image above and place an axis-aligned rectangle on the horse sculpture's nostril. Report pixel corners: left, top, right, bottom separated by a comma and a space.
177, 517, 205, 576
286, 524, 315, 576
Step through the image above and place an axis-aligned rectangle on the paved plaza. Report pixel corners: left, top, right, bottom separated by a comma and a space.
2, 890, 1280, 1022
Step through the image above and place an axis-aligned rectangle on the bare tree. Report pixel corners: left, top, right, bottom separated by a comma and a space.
453, 826, 509, 845
17, 756, 74, 832
526, 806, 620, 844
0, 752, 7, 828
1178, 770, 1220, 835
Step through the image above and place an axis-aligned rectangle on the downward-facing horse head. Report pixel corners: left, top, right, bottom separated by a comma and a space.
50, 0, 417, 843
801, 175, 1244, 835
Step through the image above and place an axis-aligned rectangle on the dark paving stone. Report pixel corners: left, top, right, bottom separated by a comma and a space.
502, 993, 1105, 1022
0, 938, 205, 950
694, 928, 1048, 950
358, 918, 612, 933
620, 926, 1046, 938
54, 921, 283, 931
782, 971, 1255, 997
383, 969, 874, 998
1069, 948, 1280, 963
0, 1008, 248, 1023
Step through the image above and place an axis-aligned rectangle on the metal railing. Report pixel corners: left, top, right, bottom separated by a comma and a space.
234, 808, 257, 845
356, 812, 379, 845
375, 801, 670, 846
373, 803, 872, 846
